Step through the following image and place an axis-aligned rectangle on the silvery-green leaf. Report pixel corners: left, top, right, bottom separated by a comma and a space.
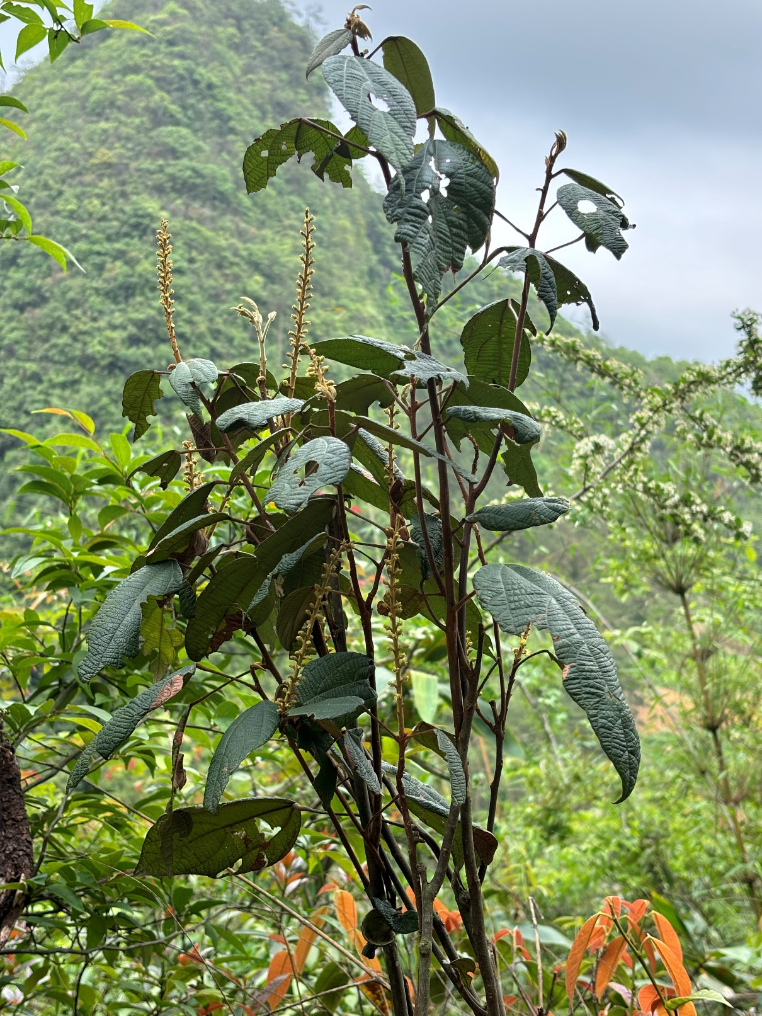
410, 513, 443, 581
322, 54, 416, 173
169, 362, 202, 417
306, 28, 353, 78
122, 370, 163, 441
67, 665, 194, 791
345, 728, 380, 793
78, 561, 184, 682
467, 497, 570, 532
446, 405, 541, 444
203, 699, 280, 814
135, 798, 300, 877
216, 397, 304, 433
472, 563, 640, 801
266, 437, 351, 514
557, 182, 631, 259
392, 351, 467, 388
383, 138, 495, 304
435, 728, 466, 806
498, 247, 558, 329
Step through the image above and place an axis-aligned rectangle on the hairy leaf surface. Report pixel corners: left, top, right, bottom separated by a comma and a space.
291, 652, 376, 728
203, 700, 280, 813
460, 298, 532, 388
266, 437, 351, 514
467, 497, 570, 532
216, 397, 304, 433
243, 117, 361, 193
306, 28, 353, 77
446, 405, 541, 444
557, 182, 631, 259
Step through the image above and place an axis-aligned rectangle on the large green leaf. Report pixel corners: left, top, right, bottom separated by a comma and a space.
243, 117, 361, 193
135, 798, 301, 877
290, 652, 376, 728
148, 482, 217, 553
544, 253, 600, 332
122, 370, 163, 442
322, 55, 416, 173
502, 442, 542, 498
381, 763, 496, 868
446, 405, 541, 444
467, 497, 570, 531
557, 182, 631, 259
129, 450, 182, 489
559, 168, 624, 205
444, 378, 533, 454
434, 107, 499, 179
168, 358, 218, 418
203, 700, 280, 813
383, 139, 495, 303
146, 512, 228, 563
334, 374, 395, 414
216, 397, 304, 433
185, 500, 335, 658
266, 437, 351, 514
306, 28, 353, 77
381, 36, 435, 116
67, 665, 194, 791
498, 248, 558, 329
460, 298, 532, 388
472, 564, 640, 801
311, 335, 464, 387
78, 562, 184, 682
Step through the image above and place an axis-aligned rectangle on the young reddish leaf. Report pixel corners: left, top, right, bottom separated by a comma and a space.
565, 914, 599, 1000
644, 938, 658, 975
595, 936, 628, 998
627, 898, 649, 929
294, 926, 318, 974
638, 985, 665, 1015
317, 882, 337, 895
588, 927, 606, 952
335, 888, 358, 931
356, 975, 391, 1014
653, 913, 683, 963
650, 937, 695, 1016
265, 951, 293, 1009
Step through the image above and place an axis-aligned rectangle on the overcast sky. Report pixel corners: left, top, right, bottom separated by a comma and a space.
3, 0, 761, 361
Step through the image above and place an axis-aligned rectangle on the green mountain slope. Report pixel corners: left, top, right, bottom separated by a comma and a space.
0, 0, 403, 442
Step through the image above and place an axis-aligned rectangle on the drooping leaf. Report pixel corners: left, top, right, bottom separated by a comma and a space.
383, 138, 495, 303
78, 561, 184, 682
146, 513, 228, 563
652, 913, 683, 964
334, 888, 357, 931
216, 397, 304, 433
322, 54, 416, 173
203, 700, 280, 813
460, 298, 533, 388
498, 247, 558, 329
434, 728, 466, 806
67, 665, 194, 791
275, 585, 318, 651
290, 652, 376, 728
444, 378, 534, 453
566, 914, 599, 1000
135, 798, 301, 877
446, 405, 541, 444
372, 897, 419, 935
185, 500, 335, 658
596, 936, 628, 998
649, 938, 692, 999
544, 253, 600, 331
557, 182, 631, 259
306, 27, 353, 77
148, 482, 217, 553
392, 351, 467, 388
381, 762, 495, 868
472, 564, 640, 801
434, 107, 499, 179
130, 450, 182, 489
381, 36, 435, 116
410, 513, 443, 580
122, 370, 163, 442
168, 359, 218, 418
243, 117, 362, 193
502, 442, 543, 498
310, 335, 466, 387
467, 497, 570, 532
344, 728, 380, 793
266, 437, 351, 514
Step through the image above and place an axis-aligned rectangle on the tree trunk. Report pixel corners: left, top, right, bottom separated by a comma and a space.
0, 737, 34, 945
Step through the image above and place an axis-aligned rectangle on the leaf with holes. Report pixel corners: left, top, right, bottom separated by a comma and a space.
322, 55, 416, 173
290, 652, 376, 728
216, 397, 304, 433
306, 27, 353, 77
460, 299, 533, 388
67, 665, 194, 791
498, 247, 558, 329
78, 561, 184, 682
384, 138, 495, 303
472, 564, 640, 801
203, 700, 280, 813
557, 182, 631, 259
381, 36, 435, 116
434, 107, 499, 179
135, 798, 301, 877
243, 117, 361, 193
467, 497, 570, 532
122, 370, 163, 441
266, 437, 351, 514
446, 405, 541, 444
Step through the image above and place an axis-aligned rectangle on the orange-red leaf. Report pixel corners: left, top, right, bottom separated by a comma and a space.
649, 936, 696, 1016
628, 899, 649, 928
638, 985, 664, 1014
265, 951, 293, 1010
565, 914, 599, 1000
335, 889, 358, 932
294, 927, 318, 974
653, 913, 683, 963
357, 976, 391, 1014
595, 936, 628, 999
588, 927, 606, 952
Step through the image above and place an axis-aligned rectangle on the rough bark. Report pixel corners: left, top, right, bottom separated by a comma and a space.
0, 739, 34, 945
